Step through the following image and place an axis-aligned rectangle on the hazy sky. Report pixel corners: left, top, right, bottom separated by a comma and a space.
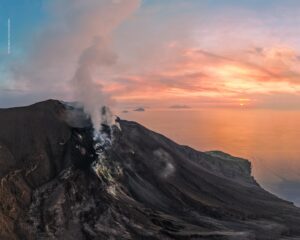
1, 0, 300, 109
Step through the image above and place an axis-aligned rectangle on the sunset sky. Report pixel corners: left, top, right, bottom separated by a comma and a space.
1, 0, 300, 109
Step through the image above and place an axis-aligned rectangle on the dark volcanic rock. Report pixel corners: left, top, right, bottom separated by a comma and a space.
0, 100, 300, 240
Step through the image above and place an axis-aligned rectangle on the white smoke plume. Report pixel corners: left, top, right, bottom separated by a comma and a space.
70, 0, 140, 132
10, 0, 140, 131
72, 37, 116, 132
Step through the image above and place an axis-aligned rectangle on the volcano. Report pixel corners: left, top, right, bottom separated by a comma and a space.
0, 100, 300, 240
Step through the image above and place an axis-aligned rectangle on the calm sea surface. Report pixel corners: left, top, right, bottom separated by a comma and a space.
119, 108, 300, 205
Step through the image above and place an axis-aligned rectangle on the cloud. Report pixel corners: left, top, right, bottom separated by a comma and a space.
105, 45, 300, 109
3, 0, 300, 110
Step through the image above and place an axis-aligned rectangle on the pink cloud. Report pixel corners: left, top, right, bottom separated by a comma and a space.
5, 0, 300, 110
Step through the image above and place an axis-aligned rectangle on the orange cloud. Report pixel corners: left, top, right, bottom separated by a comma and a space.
101, 45, 300, 109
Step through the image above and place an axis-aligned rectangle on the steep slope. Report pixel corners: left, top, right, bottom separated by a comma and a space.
0, 100, 300, 240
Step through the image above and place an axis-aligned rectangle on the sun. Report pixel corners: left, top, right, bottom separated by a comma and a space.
238, 98, 251, 107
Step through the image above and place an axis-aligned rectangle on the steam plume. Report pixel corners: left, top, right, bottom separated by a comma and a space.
71, 0, 140, 132
72, 37, 116, 131
10, 0, 140, 130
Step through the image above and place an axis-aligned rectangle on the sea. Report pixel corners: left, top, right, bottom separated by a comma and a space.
119, 108, 300, 206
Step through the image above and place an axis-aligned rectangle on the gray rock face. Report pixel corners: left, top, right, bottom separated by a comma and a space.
0, 100, 300, 240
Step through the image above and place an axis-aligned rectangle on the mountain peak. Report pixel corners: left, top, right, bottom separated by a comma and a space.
0, 100, 300, 239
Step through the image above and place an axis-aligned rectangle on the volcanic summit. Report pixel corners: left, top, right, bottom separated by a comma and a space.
0, 100, 300, 240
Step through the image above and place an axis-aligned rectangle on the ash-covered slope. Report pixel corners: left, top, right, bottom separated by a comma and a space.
0, 100, 300, 240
